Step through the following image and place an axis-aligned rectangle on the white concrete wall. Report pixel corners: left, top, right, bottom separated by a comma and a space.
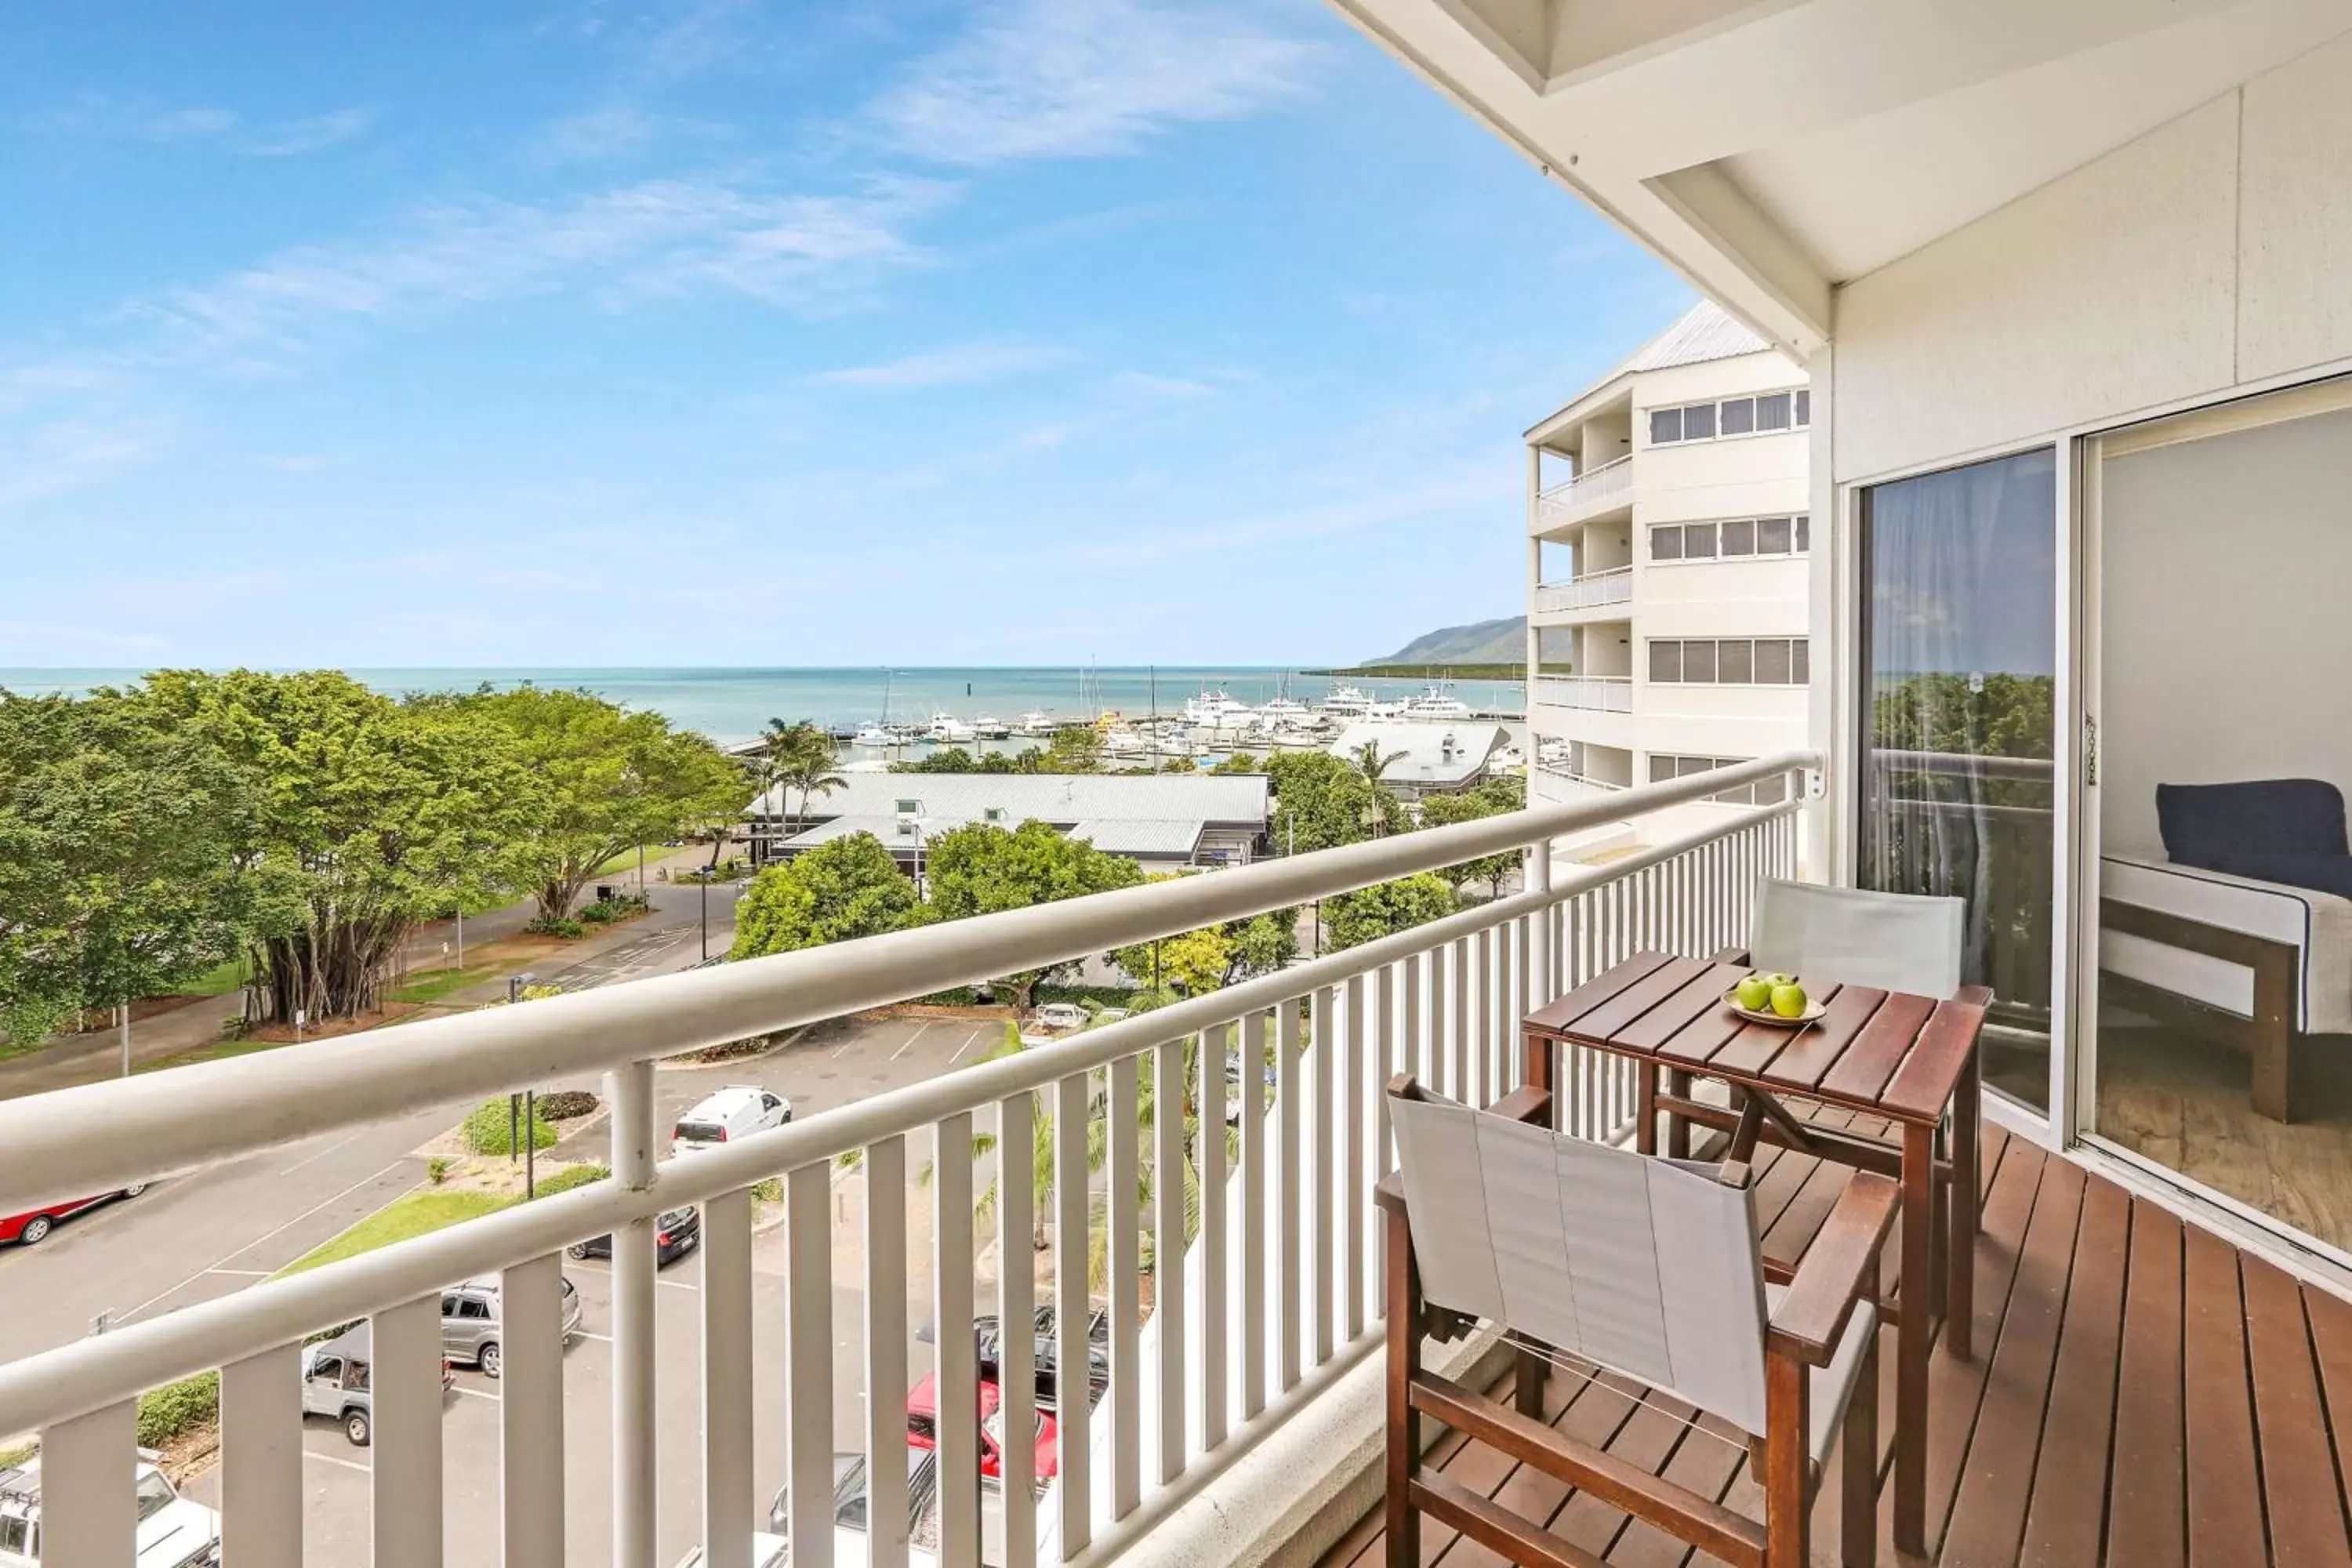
2099, 405, 2352, 853
1831, 33, 2352, 485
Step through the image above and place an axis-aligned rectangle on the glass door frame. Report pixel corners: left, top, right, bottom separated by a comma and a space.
1836, 438, 2074, 1149
2070, 376, 2352, 1265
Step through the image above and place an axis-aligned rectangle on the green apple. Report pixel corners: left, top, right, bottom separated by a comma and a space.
1769, 981, 1809, 1018
1734, 974, 1775, 1011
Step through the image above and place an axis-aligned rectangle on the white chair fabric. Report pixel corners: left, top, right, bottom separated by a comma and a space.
1749, 878, 1965, 1000
1389, 1087, 1875, 1464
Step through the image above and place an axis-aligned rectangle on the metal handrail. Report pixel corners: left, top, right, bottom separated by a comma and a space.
0, 779, 1813, 1437
0, 753, 1820, 1214
1537, 454, 1632, 505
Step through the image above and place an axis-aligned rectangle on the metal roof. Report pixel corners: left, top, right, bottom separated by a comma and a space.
753, 771, 1269, 826
1067, 819, 1207, 857
1526, 299, 1785, 443
1331, 722, 1511, 788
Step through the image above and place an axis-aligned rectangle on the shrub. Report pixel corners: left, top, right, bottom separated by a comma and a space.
532, 1162, 609, 1198
578, 902, 617, 924
136, 1372, 220, 1448
752, 1177, 784, 1204
524, 916, 587, 939
426, 1155, 452, 1185
217, 1014, 250, 1042
463, 1098, 559, 1156
0, 1442, 33, 1470
536, 1090, 598, 1121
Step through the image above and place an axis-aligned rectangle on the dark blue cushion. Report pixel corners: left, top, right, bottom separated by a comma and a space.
2158, 779, 2347, 868
2210, 851, 2352, 902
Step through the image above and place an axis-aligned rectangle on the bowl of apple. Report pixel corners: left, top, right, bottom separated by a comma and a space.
1726, 971, 1826, 1027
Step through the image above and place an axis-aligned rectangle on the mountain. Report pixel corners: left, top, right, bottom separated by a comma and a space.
1366, 616, 1526, 666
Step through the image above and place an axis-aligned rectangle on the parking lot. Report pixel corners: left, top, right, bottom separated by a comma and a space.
135, 1009, 1020, 1566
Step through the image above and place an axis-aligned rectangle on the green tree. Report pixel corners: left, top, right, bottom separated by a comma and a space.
1418, 780, 1525, 898
132, 670, 546, 1023
1265, 750, 1378, 855
1109, 877, 1298, 993
728, 833, 918, 957
1323, 873, 1458, 952
921, 819, 1142, 1003
1347, 739, 1409, 837
0, 691, 257, 1044
466, 687, 746, 920
761, 720, 848, 844
1210, 752, 1263, 775
1044, 726, 1105, 774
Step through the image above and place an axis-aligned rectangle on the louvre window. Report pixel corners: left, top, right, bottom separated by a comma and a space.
1650, 524, 1683, 561
1650, 407, 1682, 444
1650, 640, 1682, 683
1795, 514, 1810, 551
1682, 521, 1718, 558
1650, 637, 1806, 684
1682, 640, 1718, 682
1722, 518, 1756, 556
1718, 638, 1754, 683
1682, 401, 1715, 440
1795, 389, 1811, 426
1757, 392, 1794, 431
1756, 515, 1791, 554
1719, 397, 1755, 436
1755, 639, 1793, 684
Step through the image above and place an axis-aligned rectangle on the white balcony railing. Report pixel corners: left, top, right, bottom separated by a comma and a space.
1535, 454, 1634, 524
0, 756, 1812, 1568
1534, 764, 1630, 803
1530, 566, 1634, 615
1533, 674, 1635, 713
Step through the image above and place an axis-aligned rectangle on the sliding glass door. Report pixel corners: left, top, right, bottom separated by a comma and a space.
1857, 449, 2058, 1112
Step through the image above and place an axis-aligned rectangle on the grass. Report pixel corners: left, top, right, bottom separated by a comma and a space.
390, 960, 511, 1006
136, 1036, 292, 1076
278, 1190, 510, 1276
172, 955, 256, 998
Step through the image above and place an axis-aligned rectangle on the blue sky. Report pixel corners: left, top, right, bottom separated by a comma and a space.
0, 1, 1688, 668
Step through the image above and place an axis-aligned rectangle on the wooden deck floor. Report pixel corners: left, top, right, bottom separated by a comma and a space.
1319, 1122, 2352, 1567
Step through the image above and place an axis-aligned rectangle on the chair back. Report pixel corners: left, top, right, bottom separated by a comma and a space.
1388, 1085, 1772, 1436
1749, 878, 1964, 1000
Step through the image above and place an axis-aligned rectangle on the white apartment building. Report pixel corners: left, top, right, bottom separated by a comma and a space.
1523, 300, 1811, 840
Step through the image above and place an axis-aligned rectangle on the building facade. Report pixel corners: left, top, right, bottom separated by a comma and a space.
1525, 301, 1811, 843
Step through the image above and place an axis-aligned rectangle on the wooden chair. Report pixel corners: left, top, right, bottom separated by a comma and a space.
1381, 1075, 1897, 1568
1749, 878, 1966, 1001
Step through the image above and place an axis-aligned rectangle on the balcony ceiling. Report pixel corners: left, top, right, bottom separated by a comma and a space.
1332, 0, 2352, 353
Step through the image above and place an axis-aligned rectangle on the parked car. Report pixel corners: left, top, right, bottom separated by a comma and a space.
906, 1374, 1058, 1481
0, 1184, 148, 1247
440, 1274, 583, 1378
567, 1205, 702, 1266
671, 1084, 791, 1156
0, 1449, 220, 1567
971, 1306, 1109, 1413
768, 1446, 937, 1537
1030, 1003, 1089, 1033
299, 1321, 456, 1446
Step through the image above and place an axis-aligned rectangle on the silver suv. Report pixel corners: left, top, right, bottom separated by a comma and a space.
441, 1274, 583, 1378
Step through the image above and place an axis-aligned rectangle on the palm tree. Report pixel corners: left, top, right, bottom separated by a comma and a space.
764, 720, 847, 847
1349, 739, 1408, 837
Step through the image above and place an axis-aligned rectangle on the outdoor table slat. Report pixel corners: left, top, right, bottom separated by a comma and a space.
1523, 949, 1678, 1036
1650, 1004, 1751, 1073
1734, 985, 1885, 1089
1813, 991, 1938, 1109
1877, 996, 1990, 1120
1702, 982, 1851, 1080
1611, 962, 1755, 1054
1555, 955, 1718, 1044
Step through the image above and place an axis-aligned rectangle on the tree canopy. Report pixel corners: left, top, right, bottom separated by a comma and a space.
1417, 776, 1527, 897
0, 691, 257, 1041
729, 833, 920, 958
1044, 726, 1105, 774
134, 669, 549, 1022
1264, 750, 1384, 855
1109, 875, 1298, 994
464, 686, 746, 919
1323, 873, 1458, 952
923, 818, 1142, 1002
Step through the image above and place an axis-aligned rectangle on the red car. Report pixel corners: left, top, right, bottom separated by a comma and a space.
0, 1183, 149, 1246
906, 1373, 1058, 1481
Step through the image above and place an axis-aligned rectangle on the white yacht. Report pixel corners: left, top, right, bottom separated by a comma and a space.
1402, 683, 1472, 721
1320, 684, 1377, 719
1015, 710, 1059, 736
1101, 726, 1147, 755
972, 714, 1010, 740
926, 713, 978, 746
1182, 688, 1256, 729
851, 722, 898, 748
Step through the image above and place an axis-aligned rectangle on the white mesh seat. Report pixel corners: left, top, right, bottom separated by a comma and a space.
1750, 879, 1965, 1000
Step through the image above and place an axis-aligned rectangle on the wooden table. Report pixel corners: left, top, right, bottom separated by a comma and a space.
1522, 950, 1987, 1559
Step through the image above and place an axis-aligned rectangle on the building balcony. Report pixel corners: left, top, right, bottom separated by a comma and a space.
0, 750, 2323, 1568
1532, 455, 1634, 535
1530, 764, 1628, 804
1530, 566, 1633, 620
1531, 674, 1633, 713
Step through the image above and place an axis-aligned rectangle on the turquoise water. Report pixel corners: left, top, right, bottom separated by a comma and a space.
0, 666, 1526, 747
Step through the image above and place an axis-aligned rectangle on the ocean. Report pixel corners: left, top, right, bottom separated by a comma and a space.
0, 666, 1527, 749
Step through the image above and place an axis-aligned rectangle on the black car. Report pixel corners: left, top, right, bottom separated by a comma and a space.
973, 1306, 1110, 1413
567, 1206, 701, 1266
770, 1447, 938, 1537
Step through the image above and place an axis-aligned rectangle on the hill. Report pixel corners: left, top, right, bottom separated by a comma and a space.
1365, 616, 1526, 666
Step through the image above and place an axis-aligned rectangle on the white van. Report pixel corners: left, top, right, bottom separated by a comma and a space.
0, 1451, 220, 1568
670, 1084, 790, 1157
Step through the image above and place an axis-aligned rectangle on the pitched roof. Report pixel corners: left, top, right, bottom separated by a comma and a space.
1526, 299, 1786, 443
753, 771, 1269, 826
1331, 722, 1511, 788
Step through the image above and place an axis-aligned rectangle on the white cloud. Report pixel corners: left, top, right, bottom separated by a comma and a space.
34, 95, 238, 142
538, 103, 669, 162
811, 340, 1065, 390
871, 0, 1323, 166
117, 176, 948, 369
250, 108, 374, 157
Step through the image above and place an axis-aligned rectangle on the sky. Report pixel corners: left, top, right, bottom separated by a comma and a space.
0, 0, 1690, 669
